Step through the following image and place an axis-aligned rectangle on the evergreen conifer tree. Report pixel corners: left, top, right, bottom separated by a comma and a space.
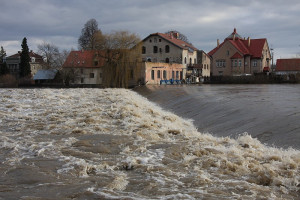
0, 46, 9, 75
19, 37, 31, 77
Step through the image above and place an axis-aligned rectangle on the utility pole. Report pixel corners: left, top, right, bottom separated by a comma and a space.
270, 48, 274, 71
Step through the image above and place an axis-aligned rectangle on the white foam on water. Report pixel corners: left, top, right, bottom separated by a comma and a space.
0, 88, 299, 199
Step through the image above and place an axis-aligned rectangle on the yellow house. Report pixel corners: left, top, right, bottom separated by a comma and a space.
208, 28, 271, 76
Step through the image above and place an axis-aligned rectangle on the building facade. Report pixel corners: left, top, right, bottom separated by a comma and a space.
208, 28, 271, 76
143, 62, 184, 84
275, 58, 300, 75
62, 50, 104, 86
140, 32, 202, 83
6, 51, 45, 78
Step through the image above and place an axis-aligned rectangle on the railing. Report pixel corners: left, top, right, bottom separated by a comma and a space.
160, 79, 182, 85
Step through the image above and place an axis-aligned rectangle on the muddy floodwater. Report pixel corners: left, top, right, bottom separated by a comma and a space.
0, 88, 299, 199
135, 84, 300, 149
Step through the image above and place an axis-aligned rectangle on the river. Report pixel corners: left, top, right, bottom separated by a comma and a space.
0, 87, 299, 199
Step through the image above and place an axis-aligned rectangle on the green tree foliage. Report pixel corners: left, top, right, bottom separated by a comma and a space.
19, 37, 31, 78
0, 46, 9, 75
78, 19, 104, 50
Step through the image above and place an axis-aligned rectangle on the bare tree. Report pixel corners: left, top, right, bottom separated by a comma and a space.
165, 30, 190, 44
99, 31, 142, 88
37, 42, 60, 69
78, 19, 103, 50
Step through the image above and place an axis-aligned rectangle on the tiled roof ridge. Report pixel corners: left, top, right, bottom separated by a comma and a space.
150, 32, 198, 51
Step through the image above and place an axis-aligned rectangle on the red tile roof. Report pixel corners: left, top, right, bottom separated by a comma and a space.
63, 50, 106, 68
231, 52, 243, 59
208, 29, 267, 59
144, 32, 198, 51
276, 58, 300, 71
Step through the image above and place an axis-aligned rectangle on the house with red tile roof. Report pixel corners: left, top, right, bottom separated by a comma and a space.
208, 28, 271, 76
275, 58, 300, 75
62, 50, 105, 85
141, 31, 210, 83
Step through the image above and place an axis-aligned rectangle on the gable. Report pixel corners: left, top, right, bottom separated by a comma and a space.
142, 33, 198, 52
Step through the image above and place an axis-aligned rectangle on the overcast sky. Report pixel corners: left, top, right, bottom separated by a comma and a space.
1, 0, 300, 61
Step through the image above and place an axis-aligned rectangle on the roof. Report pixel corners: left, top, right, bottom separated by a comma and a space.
33, 69, 58, 80
208, 28, 267, 59
276, 58, 300, 71
143, 32, 198, 51
231, 52, 243, 59
7, 51, 43, 59
62, 50, 106, 68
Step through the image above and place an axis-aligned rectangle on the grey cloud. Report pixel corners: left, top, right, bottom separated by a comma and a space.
1, 0, 300, 59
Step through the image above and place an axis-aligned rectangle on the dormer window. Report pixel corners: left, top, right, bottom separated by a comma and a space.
31, 57, 35, 62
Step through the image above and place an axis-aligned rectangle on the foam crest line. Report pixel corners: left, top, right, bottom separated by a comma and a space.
0, 88, 299, 199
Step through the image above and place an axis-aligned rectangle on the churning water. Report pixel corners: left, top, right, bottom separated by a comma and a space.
0, 88, 299, 199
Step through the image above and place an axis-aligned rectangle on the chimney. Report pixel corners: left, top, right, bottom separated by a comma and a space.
247, 37, 251, 47
217, 39, 220, 48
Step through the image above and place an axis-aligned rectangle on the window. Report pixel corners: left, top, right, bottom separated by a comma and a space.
142, 46, 146, 54
165, 45, 170, 53
234, 60, 237, 67
159, 48, 162, 53
31, 57, 35, 62
239, 60, 242, 67
190, 58, 192, 64
184, 57, 187, 64
151, 70, 155, 80
253, 60, 257, 67
94, 61, 98, 66
159, 39, 161, 42
157, 70, 161, 79
216, 60, 226, 67
163, 70, 167, 79
100, 72, 102, 78
130, 70, 134, 79
227, 50, 230, 56
176, 71, 179, 79
172, 71, 175, 79
81, 78, 84, 83
165, 58, 169, 63
154, 38, 157, 43
149, 39, 152, 43
90, 73, 94, 78
153, 46, 158, 53
81, 69, 84, 74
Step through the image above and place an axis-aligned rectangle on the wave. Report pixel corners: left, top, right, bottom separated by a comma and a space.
0, 88, 299, 199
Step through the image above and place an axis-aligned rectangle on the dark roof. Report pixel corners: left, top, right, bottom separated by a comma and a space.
208, 28, 267, 59
276, 59, 300, 71
143, 32, 198, 51
33, 69, 58, 80
63, 50, 106, 68
226, 28, 243, 40
7, 51, 43, 59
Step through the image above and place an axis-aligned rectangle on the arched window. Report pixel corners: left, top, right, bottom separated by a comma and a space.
165, 58, 169, 63
190, 58, 192, 64
165, 45, 170, 53
184, 57, 187, 64
153, 46, 158, 53
142, 46, 146, 54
